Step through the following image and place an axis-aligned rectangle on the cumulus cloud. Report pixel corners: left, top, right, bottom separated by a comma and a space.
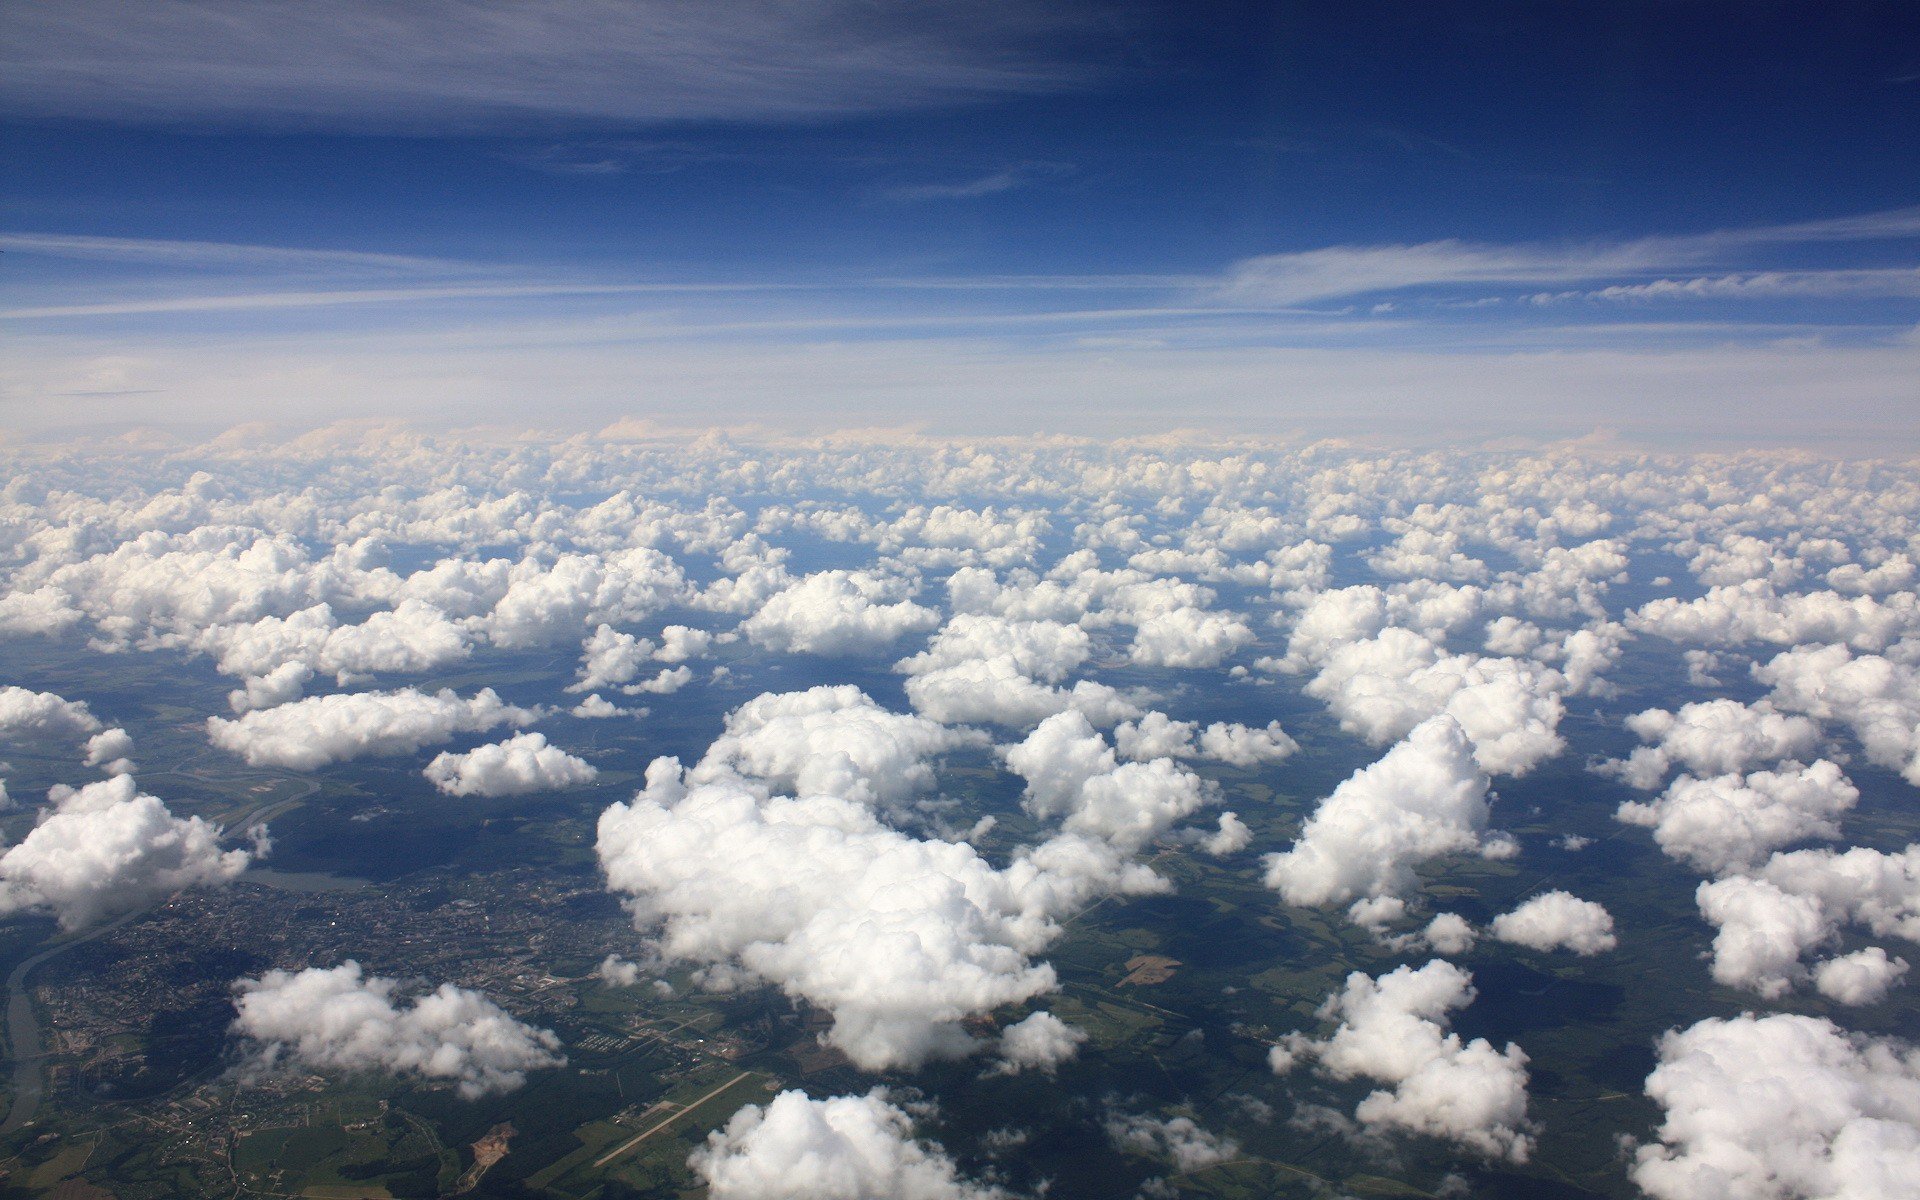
231, 961, 563, 1098
1300, 628, 1567, 775
688, 686, 983, 815
1604, 698, 1823, 791
568, 623, 657, 692
691, 1088, 1004, 1200
596, 759, 1163, 1070
423, 731, 598, 797
742, 570, 940, 656
1271, 960, 1533, 1162
570, 693, 645, 718
597, 954, 644, 987
207, 686, 537, 769
992, 1010, 1085, 1075
898, 614, 1136, 729
1813, 947, 1909, 1007
1264, 717, 1508, 918
1127, 606, 1254, 669
1617, 760, 1858, 876
1756, 644, 1920, 786
0, 776, 254, 929
83, 726, 135, 775
1700, 842, 1920, 999
1630, 581, 1919, 654
0, 685, 101, 741
1695, 876, 1835, 998
1489, 891, 1617, 955
1421, 912, 1477, 955
1000, 710, 1215, 852
1633, 1014, 1920, 1200
1195, 719, 1299, 766
1105, 1112, 1240, 1172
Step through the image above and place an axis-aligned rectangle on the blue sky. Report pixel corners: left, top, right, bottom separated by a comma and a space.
2, 0, 1917, 447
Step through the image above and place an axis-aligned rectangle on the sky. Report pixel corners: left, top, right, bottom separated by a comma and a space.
2, 0, 1917, 448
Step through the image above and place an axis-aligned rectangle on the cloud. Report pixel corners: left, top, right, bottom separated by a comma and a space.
1488, 891, 1617, 956
423, 731, 598, 797
1000, 710, 1216, 852
0, 1, 1102, 132
879, 161, 1074, 203
1756, 644, 1920, 786
1208, 207, 1920, 307
1604, 698, 1823, 791
1695, 876, 1836, 998
899, 614, 1138, 728
231, 961, 563, 1098
207, 687, 538, 769
1617, 761, 1858, 876
1298, 628, 1568, 775
0, 231, 462, 275
596, 758, 1162, 1070
691, 1088, 1004, 1200
1813, 947, 1910, 1007
1128, 606, 1255, 669
1271, 960, 1533, 1162
0, 775, 255, 929
687, 686, 984, 815
741, 570, 941, 656
0, 685, 102, 741
1633, 1013, 1920, 1200
1105, 1112, 1239, 1173
1263, 717, 1509, 919
993, 1010, 1085, 1075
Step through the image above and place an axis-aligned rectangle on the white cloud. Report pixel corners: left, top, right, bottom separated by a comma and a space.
1489, 891, 1617, 956
207, 686, 537, 769
570, 693, 645, 718
0, 775, 254, 929
689, 686, 983, 815
1605, 698, 1823, 791
742, 570, 940, 656
0, 685, 101, 741
1106, 1112, 1239, 1173
1300, 628, 1567, 776
691, 1088, 1004, 1200
1127, 606, 1254, 669
1195, 720, 1298, 766
1, 1, 1101, 134
597, 954, 644, 987
1633, 1014, 1920, 1200
1695, 876, 1836, 998
1617, 761, 1858, 876
596, 759, 1162, 1070
993, 1010, 1085, 1075
1271, 960, 1533, 1162
1000, 710, 1215, 852
423, 731, 598, 797
1697, 842, 1920, 1001
1813, 947, 1910, 1007
231, 961, 563, 1098
1756, 644, 1920, 786
1264, 717, 1506, 916
1421, 912, 1477, 955
83, 726, 135, 775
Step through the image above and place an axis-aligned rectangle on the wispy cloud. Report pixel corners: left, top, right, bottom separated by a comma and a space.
0, 0, 1112, 132
0, 232, 467, 275
0, 282, 809, 321
877, 161, 1075, 202
1207, 207, 1920, 306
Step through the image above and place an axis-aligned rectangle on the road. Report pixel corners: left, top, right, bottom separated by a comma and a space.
591, 1072, 753, 1169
